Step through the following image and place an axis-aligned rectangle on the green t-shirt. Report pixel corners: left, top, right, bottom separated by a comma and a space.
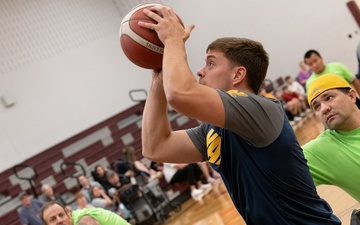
305, 62, 355, 92
72, 207, 130, 225
302, 127, 360, 202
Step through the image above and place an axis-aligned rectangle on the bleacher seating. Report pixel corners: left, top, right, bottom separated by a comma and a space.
0, 100, 201, 224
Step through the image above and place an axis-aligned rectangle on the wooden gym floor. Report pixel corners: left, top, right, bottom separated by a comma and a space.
164, 113, 360, 225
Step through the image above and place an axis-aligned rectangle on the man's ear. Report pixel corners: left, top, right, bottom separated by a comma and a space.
348, 89, 357, 103
232, 66, 246, 86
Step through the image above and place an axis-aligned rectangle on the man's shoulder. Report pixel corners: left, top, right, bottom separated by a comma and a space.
303, 130, 333, 150
325, 62, 352, 73
327, 62, 346, 67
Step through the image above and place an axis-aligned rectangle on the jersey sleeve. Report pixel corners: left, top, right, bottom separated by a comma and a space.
219, 90, 284, 147
186, 89, 286, 160
186, 124, 208, 161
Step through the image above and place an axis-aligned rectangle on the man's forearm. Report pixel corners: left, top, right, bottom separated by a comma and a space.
142, 77, 172, 159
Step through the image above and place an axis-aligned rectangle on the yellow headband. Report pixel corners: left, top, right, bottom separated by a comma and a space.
307, 74, 351, 105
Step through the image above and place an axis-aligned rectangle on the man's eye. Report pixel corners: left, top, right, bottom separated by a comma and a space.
313, 104, 320, 111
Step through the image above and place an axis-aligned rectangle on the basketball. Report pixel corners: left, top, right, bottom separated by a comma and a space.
119, 3, 183, 69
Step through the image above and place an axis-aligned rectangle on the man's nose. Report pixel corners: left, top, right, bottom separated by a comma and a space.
197, 68, 204, 78
320, 102, 331, 114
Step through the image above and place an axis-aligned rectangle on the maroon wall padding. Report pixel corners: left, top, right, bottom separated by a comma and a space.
347, 0, 360, 28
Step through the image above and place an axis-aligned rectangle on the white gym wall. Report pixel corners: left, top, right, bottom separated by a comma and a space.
0, 0, 359, 172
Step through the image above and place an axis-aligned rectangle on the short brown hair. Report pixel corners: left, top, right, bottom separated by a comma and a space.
74, 191, 85, 200
207, 37, 269, 93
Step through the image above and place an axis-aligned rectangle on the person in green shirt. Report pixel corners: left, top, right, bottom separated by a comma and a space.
303, 49, 360, 95
303, 74, 360, 202
40, 201, 130, 225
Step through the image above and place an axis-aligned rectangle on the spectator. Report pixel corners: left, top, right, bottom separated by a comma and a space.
304, 49, 360, 95
110, 185, 135, 223
140, 6, 340, 224
92, 164, 113, 193
282, 85, 307, 114
296, 61, 311, 90
120, 146, 162, 181
106, 169, 133, 201
285, 75, 305, 96
89, 185, 116, 212
40, 184, 66, 206
18, 191, 43, 225
163, 163, 212, 201
303, 74, 360, 202
273, 89, 301, 122
76, 174, 102, 202
73, 192, 93, 210
40, 201, 130, 225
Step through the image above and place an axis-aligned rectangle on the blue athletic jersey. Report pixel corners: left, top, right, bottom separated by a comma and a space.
187, 90, 340, 225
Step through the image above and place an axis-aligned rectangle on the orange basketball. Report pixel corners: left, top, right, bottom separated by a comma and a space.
119, 3, 184, 69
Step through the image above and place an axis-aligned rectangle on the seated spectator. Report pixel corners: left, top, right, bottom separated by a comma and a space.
40, 201, 130, 225
40, 184, 67, 206
285, 75, 306, 97
110, 185, 135, 224
163, 163, 212, 202
296, 61, 312, 91
282, 85, 307, 114
89, 185, 116, 212
119, 146, 162, 181
76, 174, 102, 202
92, 164, 113, 193
74, 192, 93, 210
274, 89, 301, 122
106, 170, 132, 194
18, 191, 44, 225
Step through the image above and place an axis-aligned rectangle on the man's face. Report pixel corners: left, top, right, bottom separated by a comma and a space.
108, 173, 119, 186
285, 77, 293, 84
76, 196, 87, 207
78, 175, 88, 187
304, 53, 325, 74
42, 204, 72, 225
91, 186, 103, 197
21, 195, 31, 207
43, 186, 53, 197
311, 89, 356, 131
197, 50, 236, 90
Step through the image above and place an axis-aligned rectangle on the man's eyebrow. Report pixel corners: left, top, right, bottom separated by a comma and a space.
313, 91, 333, 106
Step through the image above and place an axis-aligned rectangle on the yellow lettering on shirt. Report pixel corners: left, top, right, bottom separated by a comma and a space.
227, 90, 248, 98
206, 128, 221, 165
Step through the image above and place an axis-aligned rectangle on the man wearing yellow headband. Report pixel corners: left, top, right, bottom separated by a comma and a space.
303, 74, 360, 202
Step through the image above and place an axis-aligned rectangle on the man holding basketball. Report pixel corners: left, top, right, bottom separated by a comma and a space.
139, 5, 340, 225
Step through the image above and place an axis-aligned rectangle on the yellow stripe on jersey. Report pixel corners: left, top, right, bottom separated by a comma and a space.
226, 90, 248, 98
207, 128, 221, 165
